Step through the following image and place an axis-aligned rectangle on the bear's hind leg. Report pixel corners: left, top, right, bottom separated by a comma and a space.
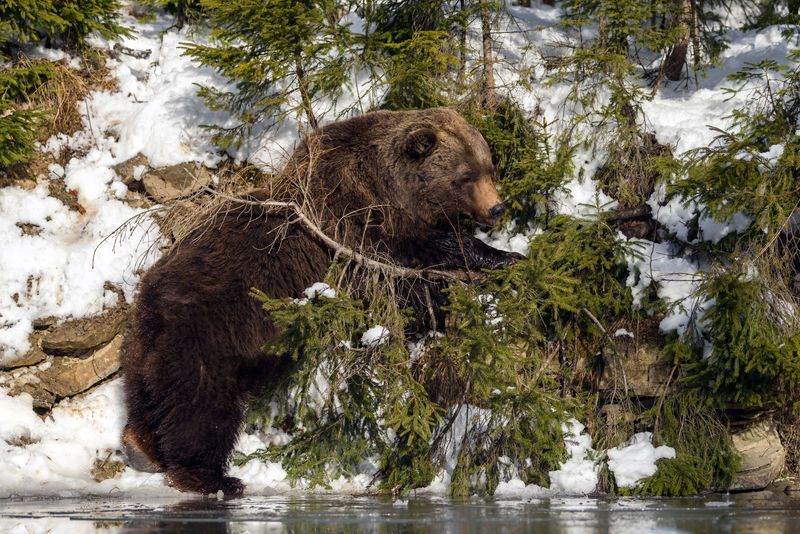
165, 469, 245, 497
155, 370, 248, 497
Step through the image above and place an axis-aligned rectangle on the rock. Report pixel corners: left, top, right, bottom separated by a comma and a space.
767, 477, 800, 494
10, 178, 37, 190
32, 316, 59, 329
124, 191, 153, 210
112, 153, 149, 187
42, 307, 128, 355
92, 454, 126, 482
141, 162, 214, 202
598, 403, 637, 448
599, 338, 673, 398
730, 419, 785, 491
13, 381, 57, 410
0, 346, 47, 370
0, 331, 47, 370
15, 222, 42, 236
3, 361, 57, 410
37, 334, 123, 398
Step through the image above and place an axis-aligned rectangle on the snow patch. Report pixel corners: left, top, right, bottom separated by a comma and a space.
361, 326, 390, 348
607, 432, 676, 488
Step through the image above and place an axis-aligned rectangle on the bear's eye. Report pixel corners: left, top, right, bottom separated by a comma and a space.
452, 173, 473, 186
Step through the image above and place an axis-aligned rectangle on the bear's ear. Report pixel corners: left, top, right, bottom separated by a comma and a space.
405, 128, 438, 159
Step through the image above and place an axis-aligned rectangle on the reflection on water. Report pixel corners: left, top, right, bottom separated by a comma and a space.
2, 491, 800, 533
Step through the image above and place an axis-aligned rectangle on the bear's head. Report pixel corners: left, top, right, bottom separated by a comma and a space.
394, 108, 505, 229
289, 108, 507, 239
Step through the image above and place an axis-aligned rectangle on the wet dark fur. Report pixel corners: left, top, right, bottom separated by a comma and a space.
121, 108, 521, 496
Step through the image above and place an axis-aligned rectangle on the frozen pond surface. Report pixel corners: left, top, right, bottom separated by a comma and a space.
2, 491, 800, 533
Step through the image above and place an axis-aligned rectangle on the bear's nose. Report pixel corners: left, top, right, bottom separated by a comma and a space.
488, 203, 506, 220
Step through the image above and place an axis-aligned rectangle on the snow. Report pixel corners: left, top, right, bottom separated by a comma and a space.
549, 420, 600, 494
0, 0, 788, 499
361, 325, 390, 348
303, 282, 336, 300
0, 382, 171, 498
0, 184, 162, 360
607, 432, 676, 489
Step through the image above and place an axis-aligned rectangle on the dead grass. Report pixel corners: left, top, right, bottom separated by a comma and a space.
777, 401, 800, 477
91, 452, 126, 482
2, 52, 116, 182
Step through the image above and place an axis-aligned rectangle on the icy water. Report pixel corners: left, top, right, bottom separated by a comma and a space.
2, 491, 800, 533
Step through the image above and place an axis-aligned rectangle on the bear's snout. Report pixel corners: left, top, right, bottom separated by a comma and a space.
469, 177, 504, 226
488, 203, 506, 222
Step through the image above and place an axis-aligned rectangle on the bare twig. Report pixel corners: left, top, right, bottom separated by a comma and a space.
582, 307, 629, 397
182, 168, 476, 283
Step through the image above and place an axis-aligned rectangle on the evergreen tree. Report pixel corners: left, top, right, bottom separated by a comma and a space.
0, 0, 131, 167
139, 0, 205, 29
185, 0, 515, 144
0, 0, 132, 52
667, 269, 800, 409
670, 53, 800, 244
185, 0, 360, 145
50, 0, 132, 50
0, 106, 46, 168
0, 59, 54, 167
0, 1, 64, 48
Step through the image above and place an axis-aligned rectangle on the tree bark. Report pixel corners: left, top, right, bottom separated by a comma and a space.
479, 0, 497, 109
663, 0, 692, 82
458, 0, 467, 87
295, 55, 318, 130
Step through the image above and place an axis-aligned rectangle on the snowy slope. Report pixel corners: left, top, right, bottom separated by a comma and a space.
0, 3, 794, 497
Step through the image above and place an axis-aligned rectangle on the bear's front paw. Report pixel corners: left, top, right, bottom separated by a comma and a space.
491, 251, 525, 268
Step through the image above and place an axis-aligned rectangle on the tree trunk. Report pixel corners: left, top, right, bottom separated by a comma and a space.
458, 0, 467, 88
479, 0, 497, 109
663, 0, 692, 82
295, 55, 318, 130
176, 0, 187, 30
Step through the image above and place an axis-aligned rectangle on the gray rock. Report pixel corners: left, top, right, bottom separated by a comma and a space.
730, 419, 785, 491
599, 337, 673, 398
141, 162, 213, 203
112, 153, 150, 187
42, 307, 127, 355
0, 331, 47, 370
37, 334, 123, 398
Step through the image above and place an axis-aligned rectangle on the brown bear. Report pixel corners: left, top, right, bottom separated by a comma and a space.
120, 108, 522, 496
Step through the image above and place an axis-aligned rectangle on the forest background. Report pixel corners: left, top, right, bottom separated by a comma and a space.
1, 0, 800, 498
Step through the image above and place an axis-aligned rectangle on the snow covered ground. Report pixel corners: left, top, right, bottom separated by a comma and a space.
1, 2, 793, 498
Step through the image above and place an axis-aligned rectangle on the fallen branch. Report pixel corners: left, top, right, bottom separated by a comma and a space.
183, 168, 480, 284
607, 204, 652, 222
112, 43, 152, 59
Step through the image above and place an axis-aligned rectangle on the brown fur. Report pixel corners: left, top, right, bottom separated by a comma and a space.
121, 108, 520, 496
